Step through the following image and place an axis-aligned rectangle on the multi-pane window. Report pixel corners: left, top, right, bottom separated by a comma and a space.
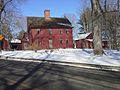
37, 31, 40, 34
66, 29, 69, 34
60, 39, 63, 44
36, 29, 40, 34
60, 30, 63, 34
48, 29, 52, 34
66, 39, 69, 44
39, 42, 41, 45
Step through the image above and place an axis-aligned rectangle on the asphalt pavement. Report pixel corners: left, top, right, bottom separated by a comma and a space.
0, 59, 120, 90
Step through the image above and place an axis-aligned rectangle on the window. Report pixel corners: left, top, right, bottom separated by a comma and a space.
36, 29, 40, 34
48, 29, 52, 34
66, 29, 69, 34
39, 42, 41, 45
66, 39, 69, 44
37, 31, 40, 34
60, 30, 63, 34
60, 39, 63, 44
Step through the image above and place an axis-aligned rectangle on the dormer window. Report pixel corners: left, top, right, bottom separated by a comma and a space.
66, 39, 69, 44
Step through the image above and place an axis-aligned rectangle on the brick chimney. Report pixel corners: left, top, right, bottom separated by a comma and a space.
44, 10, 50, 18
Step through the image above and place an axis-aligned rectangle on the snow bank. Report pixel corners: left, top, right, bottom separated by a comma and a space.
0, 49, 120, 66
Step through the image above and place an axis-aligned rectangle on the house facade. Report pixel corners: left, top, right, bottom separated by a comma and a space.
25, 10, 73, 49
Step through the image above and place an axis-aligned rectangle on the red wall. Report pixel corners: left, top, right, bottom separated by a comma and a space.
75, 40, 83, 48
75, 39, 93, 49
28, 28, 73, 49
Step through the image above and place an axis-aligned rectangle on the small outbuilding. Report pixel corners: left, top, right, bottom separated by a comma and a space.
74, 32, 93, 49
10, 39, 22, 50
74, 32, 108, 49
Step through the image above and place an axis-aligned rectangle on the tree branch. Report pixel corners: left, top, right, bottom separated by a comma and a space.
0, 0, 13, 13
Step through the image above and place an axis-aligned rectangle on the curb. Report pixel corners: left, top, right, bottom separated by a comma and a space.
0, 56, 120, 72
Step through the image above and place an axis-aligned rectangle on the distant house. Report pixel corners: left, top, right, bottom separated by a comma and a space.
24, 10, 73, 49
10, 39, 22, 50
74, 32, 108, 49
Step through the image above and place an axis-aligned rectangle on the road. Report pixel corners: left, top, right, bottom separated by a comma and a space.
0, 59, 120, 90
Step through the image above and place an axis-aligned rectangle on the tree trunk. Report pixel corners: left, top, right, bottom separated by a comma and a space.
91, 0, 103, 55
93, 23, 103, 55
117, 0, 120, 10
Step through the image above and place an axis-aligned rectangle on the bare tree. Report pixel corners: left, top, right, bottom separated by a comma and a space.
101, 0, 120, 50
78, 8, 92, 33
0, 0, 26, 50
79, 0, 120, 51
0, 0, 26, 34
64, 14, 80, 38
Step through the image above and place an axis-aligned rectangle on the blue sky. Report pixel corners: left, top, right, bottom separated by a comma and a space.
20, 0, 82, 18
19, 0, 89, 37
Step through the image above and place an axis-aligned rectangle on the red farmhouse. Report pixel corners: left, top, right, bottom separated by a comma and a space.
26, 10, 73, 49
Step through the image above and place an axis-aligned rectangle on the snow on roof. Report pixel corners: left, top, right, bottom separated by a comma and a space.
86, 39, 93, 42
57, 23, 72, 27
74, 32, 91, 40
11, 39, 21, 43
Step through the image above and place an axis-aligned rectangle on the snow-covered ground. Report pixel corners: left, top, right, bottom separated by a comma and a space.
0, 49, 120, 66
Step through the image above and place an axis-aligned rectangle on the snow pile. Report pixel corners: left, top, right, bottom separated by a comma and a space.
0, 49, 120, 66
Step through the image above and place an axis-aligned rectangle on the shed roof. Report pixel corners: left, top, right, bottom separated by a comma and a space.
74, 32, 91, 40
